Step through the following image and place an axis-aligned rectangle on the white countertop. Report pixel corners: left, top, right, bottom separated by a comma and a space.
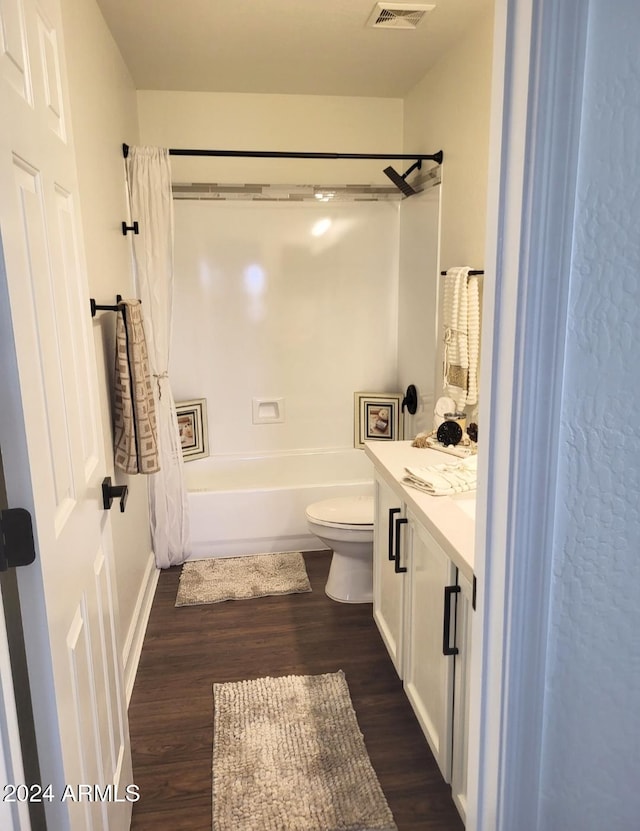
364, 440, 475, 582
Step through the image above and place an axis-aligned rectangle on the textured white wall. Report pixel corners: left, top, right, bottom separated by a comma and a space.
539, 1, 640, 827
171, 200, 400, 455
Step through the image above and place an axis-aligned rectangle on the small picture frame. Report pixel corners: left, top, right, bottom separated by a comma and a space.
354, 392, 403, 449
175, 399, 209, 461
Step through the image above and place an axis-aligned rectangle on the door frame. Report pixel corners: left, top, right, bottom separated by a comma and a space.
467, 0, 590, 828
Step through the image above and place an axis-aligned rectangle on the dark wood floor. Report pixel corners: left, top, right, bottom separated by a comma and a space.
128, 550, 464, 830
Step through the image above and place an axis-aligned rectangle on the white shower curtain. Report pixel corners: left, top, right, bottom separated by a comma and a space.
125, 146, 190, 567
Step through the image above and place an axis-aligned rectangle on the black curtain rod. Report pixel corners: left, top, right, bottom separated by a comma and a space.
122, 143, 443, 165
441, 269, 484, 276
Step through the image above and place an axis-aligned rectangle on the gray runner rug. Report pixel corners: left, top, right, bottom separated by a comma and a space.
175, 551, 311, 606
212, 671, 397, 831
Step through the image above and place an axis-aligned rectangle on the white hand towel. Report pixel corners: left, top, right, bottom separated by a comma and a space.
404, 456, 477, 496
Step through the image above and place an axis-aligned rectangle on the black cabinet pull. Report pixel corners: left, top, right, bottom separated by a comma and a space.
388, 507, 401, 561
394, 517, 408, 573
443, 584, 461, 655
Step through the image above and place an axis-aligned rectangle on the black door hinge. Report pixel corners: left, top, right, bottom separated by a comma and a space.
0, 509, 37, 572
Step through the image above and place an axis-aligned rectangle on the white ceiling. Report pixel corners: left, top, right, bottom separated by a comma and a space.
95, 0, 492, 98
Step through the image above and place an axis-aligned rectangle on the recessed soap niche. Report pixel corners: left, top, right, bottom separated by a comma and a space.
252, 398, 285, 424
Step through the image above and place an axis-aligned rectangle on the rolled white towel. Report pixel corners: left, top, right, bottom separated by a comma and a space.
423, 435, 476, 458
466, 274, 481, 406
442, 267, 470, 410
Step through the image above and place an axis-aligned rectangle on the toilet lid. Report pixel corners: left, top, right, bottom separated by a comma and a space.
306, 495, 374, 528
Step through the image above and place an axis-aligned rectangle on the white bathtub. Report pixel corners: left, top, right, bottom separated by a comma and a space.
184, 449, 374, 559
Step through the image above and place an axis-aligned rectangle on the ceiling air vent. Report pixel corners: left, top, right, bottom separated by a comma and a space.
367, 3, 435, 29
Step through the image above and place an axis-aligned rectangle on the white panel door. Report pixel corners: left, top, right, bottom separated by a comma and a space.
0, 0, 133, 827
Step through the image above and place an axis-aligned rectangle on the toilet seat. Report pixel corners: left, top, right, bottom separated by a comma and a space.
305, 496, 374, 531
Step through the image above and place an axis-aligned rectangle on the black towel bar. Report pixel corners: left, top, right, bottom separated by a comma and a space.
90, 295, 123, 317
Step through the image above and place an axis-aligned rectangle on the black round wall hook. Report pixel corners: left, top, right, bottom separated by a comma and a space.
402, 384, 418, 415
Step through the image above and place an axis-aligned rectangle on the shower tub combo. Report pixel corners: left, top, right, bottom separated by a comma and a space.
184, 449, 374, 559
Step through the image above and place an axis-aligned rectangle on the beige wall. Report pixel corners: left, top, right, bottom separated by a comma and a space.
403, 9, 494, 271
136, 90, 403, 185
60, 0, 154, 694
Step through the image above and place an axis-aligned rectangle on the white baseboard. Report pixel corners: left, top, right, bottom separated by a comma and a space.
122, 550, 159, 706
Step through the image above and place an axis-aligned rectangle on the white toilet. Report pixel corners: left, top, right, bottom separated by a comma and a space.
305, 495, 375, 603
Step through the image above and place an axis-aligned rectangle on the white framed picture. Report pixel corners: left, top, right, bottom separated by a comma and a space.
354, 392, 403, 449
175, 399, 209, 461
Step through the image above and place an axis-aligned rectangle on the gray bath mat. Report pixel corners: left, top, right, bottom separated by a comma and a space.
212, 671, 397, 831
175, 551, 312, 606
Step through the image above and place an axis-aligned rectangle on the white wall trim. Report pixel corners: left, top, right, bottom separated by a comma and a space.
467, 1, 590, 829
122, 551, 159, 705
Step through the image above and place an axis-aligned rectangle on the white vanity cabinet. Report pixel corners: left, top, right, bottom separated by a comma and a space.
367, 441, 475, 825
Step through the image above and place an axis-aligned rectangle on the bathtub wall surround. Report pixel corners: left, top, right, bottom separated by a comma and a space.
170, 198, 401, 456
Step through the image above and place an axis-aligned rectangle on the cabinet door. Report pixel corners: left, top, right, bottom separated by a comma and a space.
451, 571, 473, 823
372, 474, 405, 677
403, 513, 456, 781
